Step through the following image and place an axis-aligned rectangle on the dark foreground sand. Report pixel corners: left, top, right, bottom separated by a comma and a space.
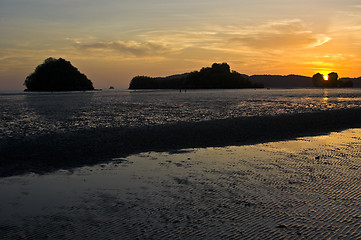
1, 128, 360, 239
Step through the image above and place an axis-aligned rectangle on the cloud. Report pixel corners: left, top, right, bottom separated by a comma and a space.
226, 19, 331, 49
135, 19, 331, 55
76, 40, 174, 57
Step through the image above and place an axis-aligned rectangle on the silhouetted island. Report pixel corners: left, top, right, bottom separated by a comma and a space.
340, 77, 361, 87
253, 73, 354, 88
24, 57, 94, 91
129, 63, 264, 89
249, 75, 313, 88
312, 72, 353, 88
129, 63, 358, 89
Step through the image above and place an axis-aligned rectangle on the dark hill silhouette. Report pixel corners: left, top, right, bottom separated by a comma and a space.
129, 63, 264, 89
249, 75, 313, 88
24, 57, 94, 91
129, 63, 359, 89
339, 77, 356, 87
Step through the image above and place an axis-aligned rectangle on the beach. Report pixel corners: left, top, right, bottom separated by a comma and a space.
2, 89, 361, 177
1, 128, 361, 239
1, 89, 361, 239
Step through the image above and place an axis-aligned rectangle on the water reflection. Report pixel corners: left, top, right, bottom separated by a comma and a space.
24, 92, 94, 118
1, 128, 361, 238
2, 89, 361, 139
322, 89, 329, 102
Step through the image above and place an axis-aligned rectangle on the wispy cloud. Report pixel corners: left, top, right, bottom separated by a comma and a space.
224, 20, 331, 49
137, 19, 331, 53
75, 40, 175, 57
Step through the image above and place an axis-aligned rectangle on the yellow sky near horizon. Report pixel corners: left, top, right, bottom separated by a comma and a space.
1, 0, 361, 90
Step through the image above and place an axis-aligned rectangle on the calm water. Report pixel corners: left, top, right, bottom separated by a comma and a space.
1, 88, 361, 140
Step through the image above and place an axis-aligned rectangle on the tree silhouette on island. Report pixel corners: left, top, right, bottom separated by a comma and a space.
24, 59, 355, 91
312, 72, 353, 88
129, 63, 264, 89
24, 57, 94, 91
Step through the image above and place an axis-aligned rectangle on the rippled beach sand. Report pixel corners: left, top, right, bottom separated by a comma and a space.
1, 128, 360, 239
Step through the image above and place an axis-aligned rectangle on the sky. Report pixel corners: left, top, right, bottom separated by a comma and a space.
1, 0, 361, 90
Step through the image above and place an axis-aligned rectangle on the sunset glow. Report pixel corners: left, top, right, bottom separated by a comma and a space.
324, 75, 328, 81
1, 1, 361, 90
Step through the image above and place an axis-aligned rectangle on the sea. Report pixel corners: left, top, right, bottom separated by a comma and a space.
1, 88, 361, 140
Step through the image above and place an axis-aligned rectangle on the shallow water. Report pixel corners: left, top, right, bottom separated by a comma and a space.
1, 128, 360, 239
1, 88, 361, 139
1, 89, 361, 238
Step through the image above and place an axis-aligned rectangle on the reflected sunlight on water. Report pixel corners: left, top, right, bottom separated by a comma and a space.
1, 128, 361, 239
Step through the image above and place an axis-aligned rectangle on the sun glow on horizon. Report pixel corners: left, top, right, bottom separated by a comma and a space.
2, 1, 361, 90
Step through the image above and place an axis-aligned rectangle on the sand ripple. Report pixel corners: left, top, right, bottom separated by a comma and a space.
1, 129, 360, 239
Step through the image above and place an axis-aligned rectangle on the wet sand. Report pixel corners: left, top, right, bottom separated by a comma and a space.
1, 128, 360, 239
2, 108, 361, 177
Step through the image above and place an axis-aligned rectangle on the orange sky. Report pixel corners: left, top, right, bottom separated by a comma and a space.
1, 0, 361, 90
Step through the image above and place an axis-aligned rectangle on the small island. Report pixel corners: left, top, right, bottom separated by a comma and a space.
129, 63, 264, 89
312, 72, 353, 88
24, 57, 94, 91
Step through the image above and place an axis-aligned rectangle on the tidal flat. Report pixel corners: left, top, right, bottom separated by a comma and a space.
1, 128, 360, 239
2, 89, 361, 177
